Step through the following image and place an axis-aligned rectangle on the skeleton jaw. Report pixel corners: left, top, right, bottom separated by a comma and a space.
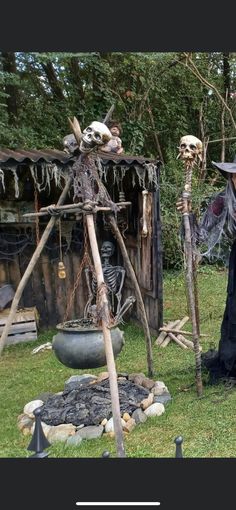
79, 137, 96, 153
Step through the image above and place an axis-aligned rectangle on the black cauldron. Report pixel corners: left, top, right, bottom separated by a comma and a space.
52, 321, 125, 369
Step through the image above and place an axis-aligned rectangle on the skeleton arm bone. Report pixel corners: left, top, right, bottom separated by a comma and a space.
84, 267, 95, 317
115, 268, 126, 314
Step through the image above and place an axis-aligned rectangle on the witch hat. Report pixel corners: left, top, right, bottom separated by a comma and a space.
212, 155, 236, 179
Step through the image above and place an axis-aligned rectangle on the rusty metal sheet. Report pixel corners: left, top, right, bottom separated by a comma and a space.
0, 148, 159, 167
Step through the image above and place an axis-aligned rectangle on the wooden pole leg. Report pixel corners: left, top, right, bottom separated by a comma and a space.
108, 214, 154, 377
86, 214, 125, 458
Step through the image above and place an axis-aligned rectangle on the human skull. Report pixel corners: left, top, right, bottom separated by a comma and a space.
80, 121, 112, 153
100, 241, 115, 260
63, 134, 78, 154
178, 135, 202, 162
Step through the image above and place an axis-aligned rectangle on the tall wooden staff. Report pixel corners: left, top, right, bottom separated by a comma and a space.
177, 135, 203, 397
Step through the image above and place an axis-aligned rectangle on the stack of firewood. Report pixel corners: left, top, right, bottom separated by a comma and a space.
155, 316, 202, 351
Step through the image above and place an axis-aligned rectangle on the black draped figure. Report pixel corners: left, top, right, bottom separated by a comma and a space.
178, 155, 236, 382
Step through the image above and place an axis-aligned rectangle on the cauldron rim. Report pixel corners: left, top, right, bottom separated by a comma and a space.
56, 322, 119, 334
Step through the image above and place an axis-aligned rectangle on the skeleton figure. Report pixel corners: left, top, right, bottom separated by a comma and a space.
84, 241, 126, 318
177, 135, 202, 164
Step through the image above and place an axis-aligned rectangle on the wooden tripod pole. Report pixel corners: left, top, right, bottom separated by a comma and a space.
0, 177, 72, 356
182, 180, 203, 397
86, 214, 125, 458
108, 214, 154, 377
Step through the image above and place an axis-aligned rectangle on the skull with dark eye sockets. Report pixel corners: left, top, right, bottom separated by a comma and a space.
80, 121, 112, 153
178, 135, 202, 162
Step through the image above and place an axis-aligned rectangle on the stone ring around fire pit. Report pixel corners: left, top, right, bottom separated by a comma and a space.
18, 372, 172, 446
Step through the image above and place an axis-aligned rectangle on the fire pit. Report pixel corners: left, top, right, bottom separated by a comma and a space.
18, 373, 172, 444
52, 319, 125, 369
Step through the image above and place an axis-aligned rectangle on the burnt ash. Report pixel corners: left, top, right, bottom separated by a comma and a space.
40, 379, 149, 427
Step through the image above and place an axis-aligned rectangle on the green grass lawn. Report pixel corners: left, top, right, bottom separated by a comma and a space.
1, 266, 235, 458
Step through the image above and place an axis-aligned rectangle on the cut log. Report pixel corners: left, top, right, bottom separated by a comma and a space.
156, 316, 189, 347
167, 332, 188, 349
161, 320, 181, 348
159, 327, 207, 337
155, 320, 176, 346
177, 334, 202, 352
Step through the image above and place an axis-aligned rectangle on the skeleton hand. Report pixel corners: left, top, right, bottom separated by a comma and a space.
47, 204, 61, 216
176, 197, 191, 214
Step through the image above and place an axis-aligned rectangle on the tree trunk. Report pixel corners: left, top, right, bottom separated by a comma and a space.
2, 52, 19, 124
41, 61, 65, 101
223, 53, 230, 98
67, 57, 85, 102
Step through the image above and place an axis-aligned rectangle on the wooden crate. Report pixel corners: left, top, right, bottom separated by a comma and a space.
0, 307, 38, 345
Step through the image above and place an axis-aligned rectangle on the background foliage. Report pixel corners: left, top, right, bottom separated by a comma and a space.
1, 52, 236, 267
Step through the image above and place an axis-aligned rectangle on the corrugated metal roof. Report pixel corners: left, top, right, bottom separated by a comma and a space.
0, 148, 70, 165
0, 148, 159, 167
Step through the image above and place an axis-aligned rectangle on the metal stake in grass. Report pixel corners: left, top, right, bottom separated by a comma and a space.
27, 407, 51, 458
174, 436, 183, 458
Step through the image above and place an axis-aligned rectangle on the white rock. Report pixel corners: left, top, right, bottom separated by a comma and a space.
144, 403, 165, 417
105, 417, 126, 433
23, 400, 44, 418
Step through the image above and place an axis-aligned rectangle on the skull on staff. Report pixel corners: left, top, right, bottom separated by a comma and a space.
177, 135, 202, 166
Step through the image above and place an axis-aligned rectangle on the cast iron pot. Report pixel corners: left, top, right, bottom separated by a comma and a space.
52, 323, 125, 369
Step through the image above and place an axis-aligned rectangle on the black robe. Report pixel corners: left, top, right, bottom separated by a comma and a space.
191, 191, 236, 380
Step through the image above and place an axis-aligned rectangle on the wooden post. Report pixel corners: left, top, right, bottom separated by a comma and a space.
182, 203, 203, 396
108, 214, 154, 377
0, 177, 72, 356
86, 214, 125, 458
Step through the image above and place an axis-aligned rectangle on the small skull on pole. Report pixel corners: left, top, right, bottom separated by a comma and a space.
177, 135, 203, 192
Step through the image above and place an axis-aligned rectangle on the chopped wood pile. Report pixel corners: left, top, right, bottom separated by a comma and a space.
155, 316, 202, 351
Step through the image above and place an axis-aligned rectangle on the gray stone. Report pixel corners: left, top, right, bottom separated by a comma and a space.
154, 392, 172, 405
132, 408, 148, 424
64, 374, 97, 392
141, 378, 155, 390
66, 433, 83, 447
47, 423, 76, 443
76, 424, 85, 430
77, 425, 104, 440
128, 373, 145, 382
151, 380, 169, 396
